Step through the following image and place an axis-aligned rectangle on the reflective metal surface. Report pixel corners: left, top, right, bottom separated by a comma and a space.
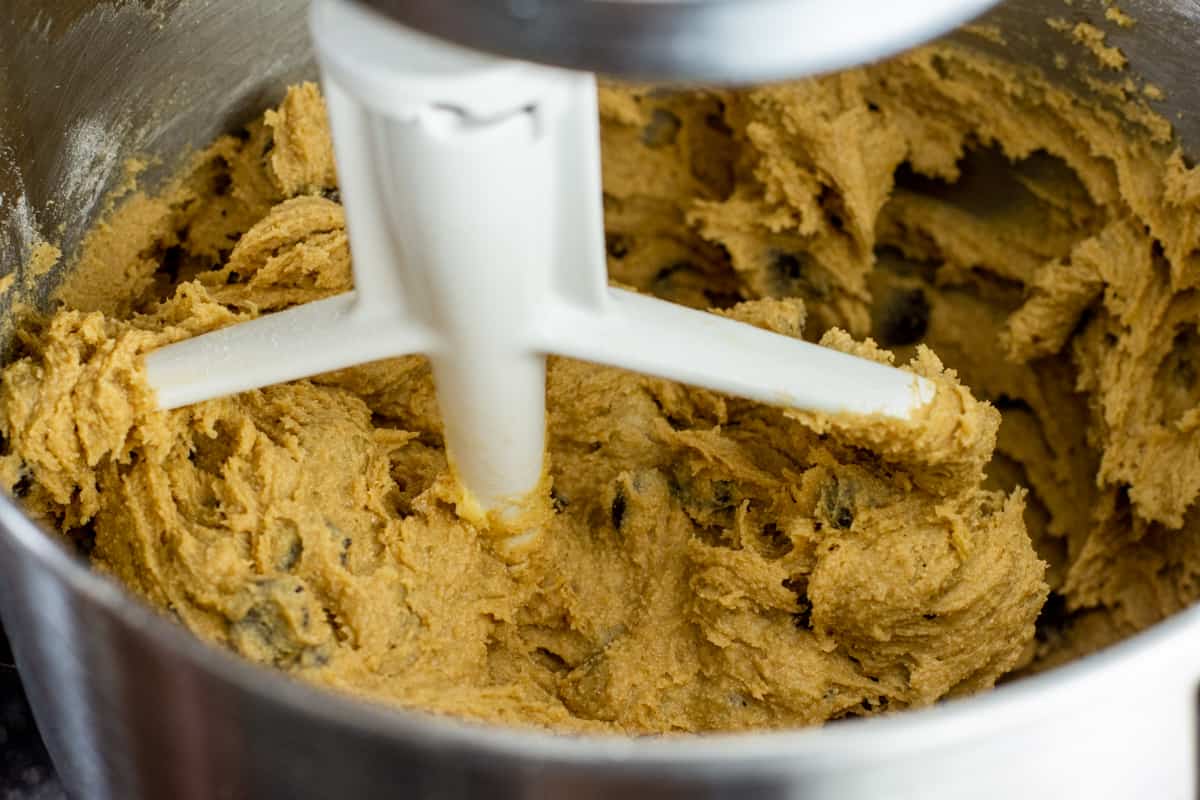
3, 1, 1200, 798
348, 0, 1003, 84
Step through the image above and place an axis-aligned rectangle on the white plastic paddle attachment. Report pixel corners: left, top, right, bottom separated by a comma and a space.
144, 0, 934, 525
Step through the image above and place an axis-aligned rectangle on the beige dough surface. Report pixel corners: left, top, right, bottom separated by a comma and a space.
3, 42, 1196, 733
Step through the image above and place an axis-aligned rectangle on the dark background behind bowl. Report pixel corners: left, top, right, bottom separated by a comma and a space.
1, 626, 62, 800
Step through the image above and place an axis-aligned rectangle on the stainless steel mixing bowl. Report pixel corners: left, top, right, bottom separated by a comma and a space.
4, 1, 1200, 797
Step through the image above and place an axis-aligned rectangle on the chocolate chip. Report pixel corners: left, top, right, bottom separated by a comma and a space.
610, 486, 627, 530
642, 108, 681, 149
12, 472, 32, 499
783, 576, 813, 629
605, 233, 630, 260
820, 478, 856, 531
212, 171, 232, 197
792, 604, 812, 630
67, 522, 96, 557
833, 506, 854, 530
759, 522, 794, 560
704, 111, 733, 136
768, 250, 828, 298
772, 252, 806, 282
280, 539, 303, 572
876, 287, 930, 347
231, 582, 331, 668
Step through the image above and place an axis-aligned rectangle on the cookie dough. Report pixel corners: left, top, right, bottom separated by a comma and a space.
3, 40, 1194, 733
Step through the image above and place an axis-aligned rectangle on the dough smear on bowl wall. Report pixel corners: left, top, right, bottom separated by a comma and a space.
1, 32, 1197, 738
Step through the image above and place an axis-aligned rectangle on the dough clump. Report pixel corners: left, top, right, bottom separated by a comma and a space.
12, 40, 1194, 731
